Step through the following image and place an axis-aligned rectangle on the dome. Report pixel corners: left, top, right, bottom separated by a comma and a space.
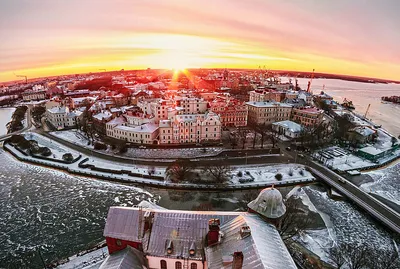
247, 187, 286, 219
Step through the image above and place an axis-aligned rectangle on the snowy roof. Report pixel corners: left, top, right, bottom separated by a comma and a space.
47, 106, 68, 114
159, 120, 172, 128
115, 123, 158, 133
143, 211, 240, 260
205, 214, 296, 269
273, 120, 302, 133
358, 146, 383, 156
93, 111, 113, 121
245, 101, 292, 108
353, 126, 375, 137
110, 108, 122, 113
103, 207, 141, 242
99, 246, 148, 269
107, 116, 127, 125
67, 110, 82, 118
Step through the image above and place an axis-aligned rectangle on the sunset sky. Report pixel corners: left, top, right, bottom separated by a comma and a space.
1, 0, 399, 82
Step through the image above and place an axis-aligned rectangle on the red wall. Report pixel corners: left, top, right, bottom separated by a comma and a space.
106, 237, 142, 254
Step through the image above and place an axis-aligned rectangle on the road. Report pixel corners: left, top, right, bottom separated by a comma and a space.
0, 106, 32, 142
279, 144, 400, 234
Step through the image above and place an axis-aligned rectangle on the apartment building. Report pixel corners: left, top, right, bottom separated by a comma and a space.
246, 101, 293, 125
210, 98, 248, 127
158, 112, 221, 144
291, 107, 323, 127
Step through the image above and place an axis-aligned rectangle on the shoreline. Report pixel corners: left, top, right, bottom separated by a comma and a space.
3, 142, 316, 191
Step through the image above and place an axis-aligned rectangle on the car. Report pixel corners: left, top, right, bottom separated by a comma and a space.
298, 153, 305, 158
139, 145, 146, 149
338, 177, 347, 184
285, 146, 291, 151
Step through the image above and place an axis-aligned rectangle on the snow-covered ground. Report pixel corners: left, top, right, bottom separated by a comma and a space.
24, 132, 80, 160
50, 129, 224, 159
230, 164, 314, 185
289, 186, 398, 264
361, 161, 400, 205
57, 247, 107, 269
313, 145, 400, 172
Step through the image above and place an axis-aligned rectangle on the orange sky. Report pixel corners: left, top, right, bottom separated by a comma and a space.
1, 0, 400, 82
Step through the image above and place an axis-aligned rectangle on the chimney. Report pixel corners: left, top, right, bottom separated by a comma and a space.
232, 252, 244, 269
240, 226, 251, 239
207, 218, 220, 246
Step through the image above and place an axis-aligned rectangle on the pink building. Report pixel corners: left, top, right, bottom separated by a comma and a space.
210, 98, 248, 127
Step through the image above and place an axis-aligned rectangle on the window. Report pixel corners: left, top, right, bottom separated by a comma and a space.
175, 262, 182, 269
191, 263, 197, 269
116, 239, 122, 246
160, 260, 167, 269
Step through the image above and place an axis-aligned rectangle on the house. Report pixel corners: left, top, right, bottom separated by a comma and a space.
100, 187, 297, 269
347, 126, 376, 144
272, 120, 302, 139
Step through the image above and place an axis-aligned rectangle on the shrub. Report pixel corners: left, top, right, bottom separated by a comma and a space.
245, 171, 251, 175
94, 142, 107, 150
10, 135, 25, 144
119, 145, 128, 154
111, 144, 117, 150
40, 147, 52, 156
299, 169, 305, 176
62, 153, 74, 162
275, 173, 283, 181
18, 139, 31, 150
237, 171, 243, 177
288, 168, 293, 176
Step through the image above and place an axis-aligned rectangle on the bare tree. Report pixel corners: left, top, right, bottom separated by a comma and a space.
203, 162, 231, 183
278, 197, 313, 241
372, 248, 400, 269
237, 127, 248, 149
327, 243, 372, 269
248, 119, 259, 148
327, 244, 346, 269
165, 159, 194, 182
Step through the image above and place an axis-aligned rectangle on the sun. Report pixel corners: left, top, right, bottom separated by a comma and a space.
158, 50, 189, 72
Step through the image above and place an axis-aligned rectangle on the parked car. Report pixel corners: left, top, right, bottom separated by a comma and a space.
298, 153, 305, 158
139, 145, 146, 149
285, 146, 291, 151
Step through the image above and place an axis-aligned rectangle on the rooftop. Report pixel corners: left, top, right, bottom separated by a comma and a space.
272, 120, 302, 133
246, 101, 293, 108
114, 123, 158, 133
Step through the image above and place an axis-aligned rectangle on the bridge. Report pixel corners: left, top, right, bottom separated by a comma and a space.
278, 145, 400, 234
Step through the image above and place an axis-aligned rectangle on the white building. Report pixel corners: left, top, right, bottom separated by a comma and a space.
22, 85, 47, 101
272, 120, 302, 139
159, 112, 221, 144
106, 115, 159, 145
46, 106, 82, 130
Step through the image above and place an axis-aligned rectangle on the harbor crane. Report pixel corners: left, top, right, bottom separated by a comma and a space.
14, 73, 27, 83
364, 104, 371, 118
306, 68, 315, 93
